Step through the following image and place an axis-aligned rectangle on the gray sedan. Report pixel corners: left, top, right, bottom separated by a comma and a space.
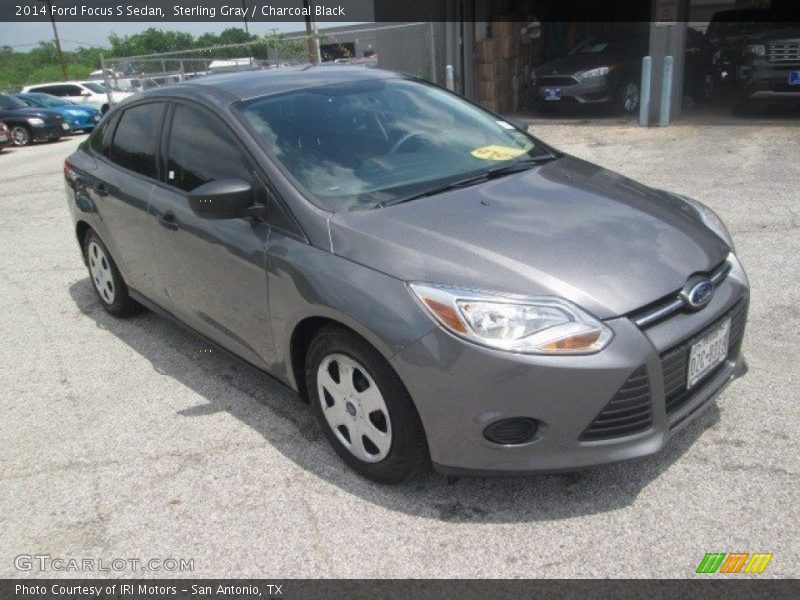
63, 67, 748, 483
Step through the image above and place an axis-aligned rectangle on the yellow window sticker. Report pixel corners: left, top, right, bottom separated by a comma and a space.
471, 145, 527, 161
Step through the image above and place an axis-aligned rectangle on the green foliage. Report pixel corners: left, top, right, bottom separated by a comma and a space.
0, 26, 297, 90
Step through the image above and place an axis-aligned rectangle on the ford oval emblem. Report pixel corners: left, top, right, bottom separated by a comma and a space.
682, 277, 715, 310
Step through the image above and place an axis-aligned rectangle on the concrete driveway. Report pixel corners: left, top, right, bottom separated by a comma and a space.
0, 120, 797, 578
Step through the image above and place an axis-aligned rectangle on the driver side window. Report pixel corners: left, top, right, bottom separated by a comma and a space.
166, 104, 255, 194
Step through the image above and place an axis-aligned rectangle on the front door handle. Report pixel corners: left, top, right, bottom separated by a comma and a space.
95, 183, 109, 197
158, 212, 178, 231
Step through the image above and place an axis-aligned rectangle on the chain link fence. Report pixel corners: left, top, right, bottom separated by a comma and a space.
99, 23, 438, 104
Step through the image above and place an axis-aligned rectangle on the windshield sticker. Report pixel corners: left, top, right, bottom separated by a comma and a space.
471, 145, 527, 161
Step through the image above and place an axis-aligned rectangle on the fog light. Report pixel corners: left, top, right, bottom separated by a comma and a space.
483, 418, 538, 445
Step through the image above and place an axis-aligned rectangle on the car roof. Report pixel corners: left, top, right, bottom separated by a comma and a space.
24, 81, 89, 88
165, 65, 402, 101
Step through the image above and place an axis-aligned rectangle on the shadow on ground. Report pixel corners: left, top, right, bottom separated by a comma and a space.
69, 278, 722, 524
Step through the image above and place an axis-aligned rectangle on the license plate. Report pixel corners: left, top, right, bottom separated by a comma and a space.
61, 123, 70, 131
789, 70, 800, 85
687, 318, 731, 389
544, 87, 562, 101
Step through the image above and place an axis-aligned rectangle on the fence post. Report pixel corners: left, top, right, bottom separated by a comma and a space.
429, 22, 437, 84
639, 56, 652, 127
100, 55, 113, 111
445, 65, 455, 91
659, 55, 674, 127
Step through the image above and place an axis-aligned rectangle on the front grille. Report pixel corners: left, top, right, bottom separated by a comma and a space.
581, 366, 653, 441
537, 76, 579, 87
630, 259, 731, 329
660, 299, 747, 419
768, 41, 800, 63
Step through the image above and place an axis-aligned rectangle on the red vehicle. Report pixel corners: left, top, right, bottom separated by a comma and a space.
0, 122, 11, 151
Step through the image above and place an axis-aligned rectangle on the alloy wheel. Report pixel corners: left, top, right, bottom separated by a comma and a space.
317, 353, 392, 463
87, 240, 115, 304
11, 126, 30, 146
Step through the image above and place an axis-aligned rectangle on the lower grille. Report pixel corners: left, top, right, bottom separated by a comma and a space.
661, 299, 747, 418
581, 366, 652, 441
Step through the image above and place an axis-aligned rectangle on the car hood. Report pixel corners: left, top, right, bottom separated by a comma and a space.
329, 156, 730, 320
536, 54, 619, 76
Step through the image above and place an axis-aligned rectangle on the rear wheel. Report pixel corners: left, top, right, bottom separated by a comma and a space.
10, 125, 32, 146
306, 325, 429, 484
83, 230, 140, 318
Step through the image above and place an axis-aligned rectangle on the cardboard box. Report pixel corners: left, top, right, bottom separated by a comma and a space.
498, 35, 520, 59
476, 62, 509, 82
492, 18, 517, 39
475, 39, 498, 64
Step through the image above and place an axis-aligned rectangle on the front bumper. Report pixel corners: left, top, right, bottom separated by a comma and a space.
65, 114, 100, 131
32, 122, 68, 142
740, 61, 800, 103
390, 257, 749, 475
534, 75, 614, 106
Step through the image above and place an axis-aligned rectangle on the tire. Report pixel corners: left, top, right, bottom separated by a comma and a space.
617, 80, 640, 115
691, 72, 716, 104
306, 325, 429, 484
10, 125, 32, 147
83, 230, 141, 318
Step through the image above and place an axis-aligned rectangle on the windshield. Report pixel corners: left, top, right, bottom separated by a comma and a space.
0, 94, 28, 110
239, 77, 550, 211
81, 82, 107, 93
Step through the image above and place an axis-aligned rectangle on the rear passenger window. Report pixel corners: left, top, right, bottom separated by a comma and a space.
108, 103, 165, 179
167, 104, 254, 193
89, 113, 118, 156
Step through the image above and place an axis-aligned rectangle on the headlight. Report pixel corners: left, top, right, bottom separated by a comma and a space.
575, 66, 612, 80
409, 284, 613, 355
27, 117, 45, 127
675, 194, 735, 252
745, 44, 765, 57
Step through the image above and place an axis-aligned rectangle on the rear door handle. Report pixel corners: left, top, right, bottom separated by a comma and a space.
158, 212, 178, 231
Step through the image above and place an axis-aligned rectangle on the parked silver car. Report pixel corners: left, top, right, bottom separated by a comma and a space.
64, 67, 748, 483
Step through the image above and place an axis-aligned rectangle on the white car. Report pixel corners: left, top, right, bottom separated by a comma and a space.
20, 81, 133, 114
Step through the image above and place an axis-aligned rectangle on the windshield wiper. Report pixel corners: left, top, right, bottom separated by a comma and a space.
384, 154, 558, 207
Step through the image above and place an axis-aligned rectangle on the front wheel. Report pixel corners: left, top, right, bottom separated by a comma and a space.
692, 72, 715, 104
10, 125, 32, 146
306, 325, 429, 484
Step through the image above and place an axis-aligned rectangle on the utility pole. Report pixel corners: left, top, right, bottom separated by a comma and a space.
302, 0, 319, 64
39, 0, 68, 80
241, 0, 249, 36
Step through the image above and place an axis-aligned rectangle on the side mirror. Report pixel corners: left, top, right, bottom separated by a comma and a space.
187, 178, 253, 219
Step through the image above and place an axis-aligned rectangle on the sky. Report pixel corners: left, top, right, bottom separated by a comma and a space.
0, 21, 357, 50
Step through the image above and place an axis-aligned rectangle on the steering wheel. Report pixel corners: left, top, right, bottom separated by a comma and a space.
389, 131, 431, 154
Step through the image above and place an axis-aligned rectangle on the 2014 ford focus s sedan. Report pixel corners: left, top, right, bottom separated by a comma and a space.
64, 67, 748, 483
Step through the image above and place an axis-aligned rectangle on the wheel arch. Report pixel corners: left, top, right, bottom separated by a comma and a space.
289, 315, 390, 404
75, 220, 92, 261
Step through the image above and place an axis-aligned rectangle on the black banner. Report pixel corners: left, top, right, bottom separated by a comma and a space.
2, 579, 800, 600
3, 0, 800, 23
